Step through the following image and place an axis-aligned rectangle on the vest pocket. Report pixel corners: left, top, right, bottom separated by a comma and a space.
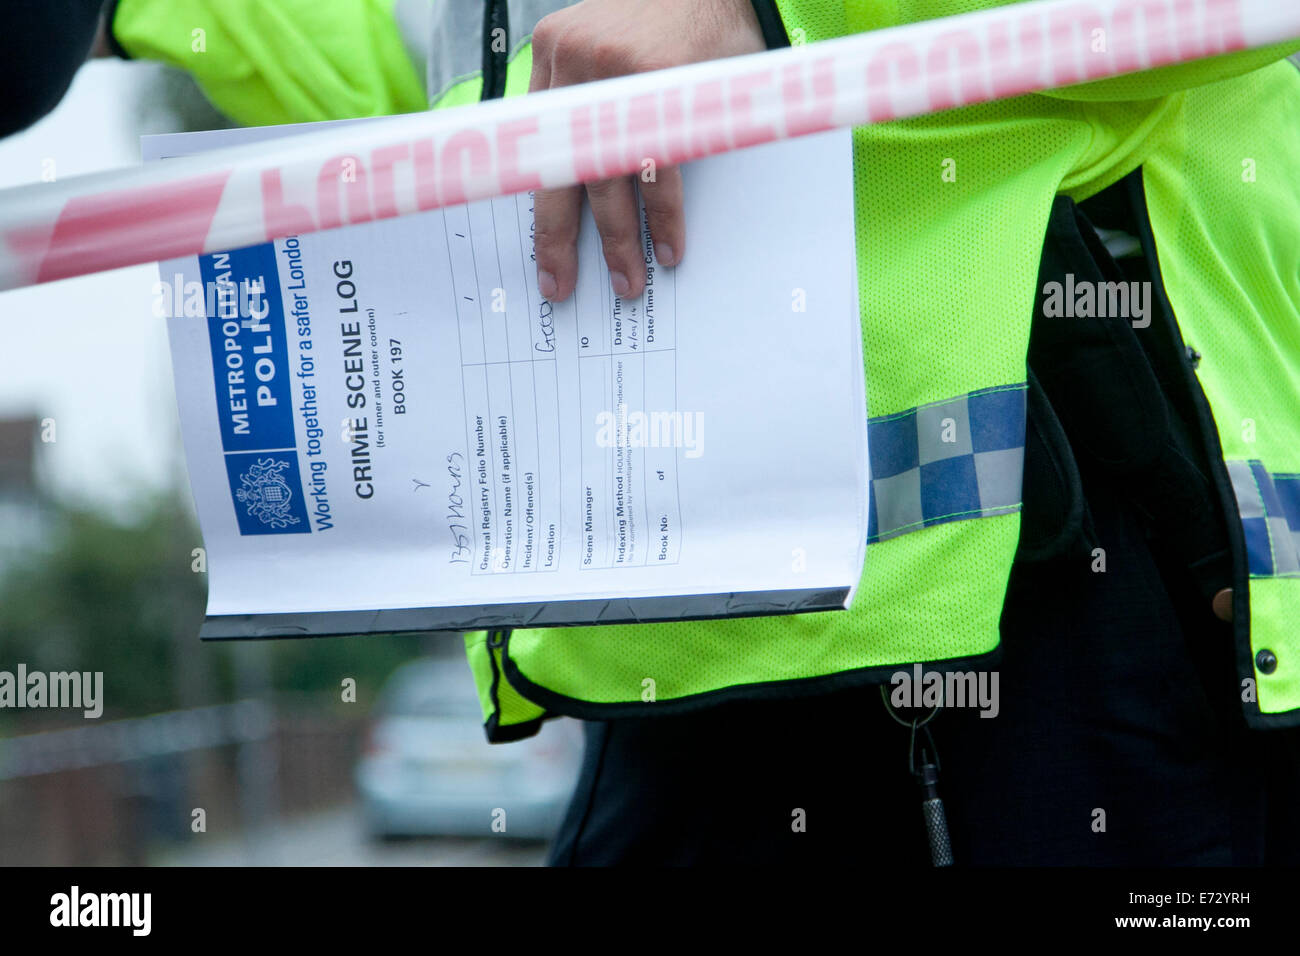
1015, 367, 1095, 565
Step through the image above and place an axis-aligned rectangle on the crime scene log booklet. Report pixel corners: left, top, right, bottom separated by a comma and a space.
145, 123, 867, 638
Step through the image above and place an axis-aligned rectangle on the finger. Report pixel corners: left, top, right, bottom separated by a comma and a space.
528, 16, 557, 93
586, 177, 645, 299
533, 184, 583, 302
639, 164, 684, 267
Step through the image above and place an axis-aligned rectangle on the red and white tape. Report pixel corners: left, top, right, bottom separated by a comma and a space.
1, 0, 1296, 292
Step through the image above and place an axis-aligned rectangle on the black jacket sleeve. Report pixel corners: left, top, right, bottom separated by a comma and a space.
1, 0, 107, 138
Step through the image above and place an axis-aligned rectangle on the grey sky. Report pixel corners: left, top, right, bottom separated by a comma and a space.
0, 60, 192, 514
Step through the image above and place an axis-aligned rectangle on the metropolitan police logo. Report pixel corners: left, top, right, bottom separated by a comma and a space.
234, 457, 301, 529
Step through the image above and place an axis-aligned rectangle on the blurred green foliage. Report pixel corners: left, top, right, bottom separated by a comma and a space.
0, 492, 432, 730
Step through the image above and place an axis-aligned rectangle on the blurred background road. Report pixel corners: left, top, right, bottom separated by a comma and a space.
0, 646, 583, 866
152, 808, 550, 867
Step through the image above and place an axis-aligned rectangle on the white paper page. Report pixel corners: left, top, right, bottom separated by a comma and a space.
147, 122, 867, 637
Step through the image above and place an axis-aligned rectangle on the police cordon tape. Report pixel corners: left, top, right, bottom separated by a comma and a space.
0, 0, 1296, 293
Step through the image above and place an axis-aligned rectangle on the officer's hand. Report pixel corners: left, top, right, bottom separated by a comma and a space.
529, 0, 765, 301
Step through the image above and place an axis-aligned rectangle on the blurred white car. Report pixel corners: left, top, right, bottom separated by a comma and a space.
356, 656, 582, 840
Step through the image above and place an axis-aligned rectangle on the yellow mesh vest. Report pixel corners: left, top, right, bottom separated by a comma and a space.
467, 2, 1300, 739
111, 0, 427, 125
1142, 58, 1300, 725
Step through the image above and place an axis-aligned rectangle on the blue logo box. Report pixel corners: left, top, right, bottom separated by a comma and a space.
224, 452, 311, 536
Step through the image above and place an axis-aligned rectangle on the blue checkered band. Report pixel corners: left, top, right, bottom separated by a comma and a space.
867, 384, 1026, 544
1227, 460, 1300, 578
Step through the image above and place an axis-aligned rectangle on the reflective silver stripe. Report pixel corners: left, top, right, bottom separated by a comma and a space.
1227, 459, 1300, 578
426, 0, 573, 106
868, 385, 1027, 544
394, 0, 435, 96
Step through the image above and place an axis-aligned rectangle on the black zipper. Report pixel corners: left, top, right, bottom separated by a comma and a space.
481, 0, 510, 101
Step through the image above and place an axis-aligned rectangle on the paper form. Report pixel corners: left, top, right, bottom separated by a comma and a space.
146, 121, 867, 638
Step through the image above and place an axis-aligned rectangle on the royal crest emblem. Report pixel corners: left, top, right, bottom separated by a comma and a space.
234, 457, 300, 529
